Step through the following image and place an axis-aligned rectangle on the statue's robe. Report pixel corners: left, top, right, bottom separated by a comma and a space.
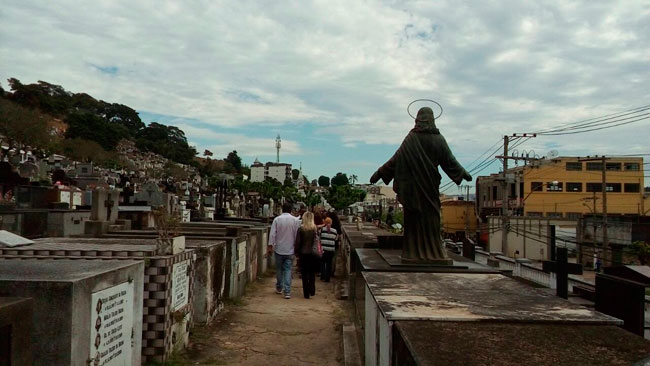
376, 124, 468, 261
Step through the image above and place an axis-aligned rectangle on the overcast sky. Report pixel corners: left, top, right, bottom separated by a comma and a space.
2, 1, 649, 192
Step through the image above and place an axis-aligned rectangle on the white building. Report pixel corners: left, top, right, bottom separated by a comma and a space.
250, 159, 292, 183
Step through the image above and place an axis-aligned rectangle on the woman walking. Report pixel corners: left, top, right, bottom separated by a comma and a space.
295, 211, 319, 299
319, 217, 338, 282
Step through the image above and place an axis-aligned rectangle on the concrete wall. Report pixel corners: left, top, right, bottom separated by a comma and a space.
488, 216, 577, 261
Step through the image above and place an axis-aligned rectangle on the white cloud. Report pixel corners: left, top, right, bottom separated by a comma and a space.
1, 0, 649, 177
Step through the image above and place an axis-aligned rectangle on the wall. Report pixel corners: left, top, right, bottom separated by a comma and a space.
488, 216, 577, 261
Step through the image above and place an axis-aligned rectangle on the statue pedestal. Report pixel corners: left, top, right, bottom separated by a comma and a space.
377, 250, 463, 269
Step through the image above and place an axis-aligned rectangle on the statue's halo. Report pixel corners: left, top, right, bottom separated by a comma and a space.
407, 99, 443, 120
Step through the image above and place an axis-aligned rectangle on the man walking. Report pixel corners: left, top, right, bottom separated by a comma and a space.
268, 202, 300, 299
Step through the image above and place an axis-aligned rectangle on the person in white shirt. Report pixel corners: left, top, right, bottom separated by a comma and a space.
268, 202, 300, 299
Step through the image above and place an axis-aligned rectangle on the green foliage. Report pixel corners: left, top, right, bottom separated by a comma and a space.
0, 97, 53, 150
224, 150, 242, 173
7, 78, 72, 117
628, 241, 650, 265
136, 122, 197, 165
292, 168, 300, 180
318, 175, 330, 187
65, 111, 128, 150
327, 185, 365, 210
331, 172, 349, 186
58, 138, 125, 168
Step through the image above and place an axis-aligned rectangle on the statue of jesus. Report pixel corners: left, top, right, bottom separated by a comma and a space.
370, 107, 472, 263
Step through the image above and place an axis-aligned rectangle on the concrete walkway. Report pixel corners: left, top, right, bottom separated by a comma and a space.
175, 268, 348, 365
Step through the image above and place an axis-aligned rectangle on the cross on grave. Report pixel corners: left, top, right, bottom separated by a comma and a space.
104, 198, 115, 222
543, 247, 583, 299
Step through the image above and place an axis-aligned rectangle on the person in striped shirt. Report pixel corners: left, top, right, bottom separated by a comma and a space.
319, 217, 338, 282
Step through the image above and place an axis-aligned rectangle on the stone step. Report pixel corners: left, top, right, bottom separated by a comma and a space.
108, 225, 126, 232
342, 324, 362, 366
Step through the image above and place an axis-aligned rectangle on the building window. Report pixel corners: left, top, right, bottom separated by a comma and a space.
531, 182, 543, 192
606, 163, 621, 171
492, 186, 498, 200
547, 212, 563, 218
586, 162, 603, 171
586, 183, 602, 192
566, 212, 582, 220
624, 162, 640, 171
546, 182, 563, 191
566, 162, 582, 171
624, 183, 640, 193
606, 183, 621, 192
566, 182, 582, 192
81, 167, 88, 174
527, 212, 543, 217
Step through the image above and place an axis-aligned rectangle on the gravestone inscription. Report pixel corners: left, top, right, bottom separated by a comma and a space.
172, 260, 190, 311
89, 281, 134, 366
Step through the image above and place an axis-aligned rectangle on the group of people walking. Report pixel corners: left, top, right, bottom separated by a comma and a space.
267, 203, 341, 299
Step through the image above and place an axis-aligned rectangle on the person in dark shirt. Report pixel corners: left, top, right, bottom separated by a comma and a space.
295, 211, 319, 299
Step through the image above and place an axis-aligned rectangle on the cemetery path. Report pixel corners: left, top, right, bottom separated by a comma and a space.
178, 269, 347, 366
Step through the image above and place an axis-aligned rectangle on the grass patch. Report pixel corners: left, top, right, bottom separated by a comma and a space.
223, 297, 246, 307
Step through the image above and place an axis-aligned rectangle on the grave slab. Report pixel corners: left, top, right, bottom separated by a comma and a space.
363, 271, 622, 366
0, 230, 33, 247
0, 260, 144, 366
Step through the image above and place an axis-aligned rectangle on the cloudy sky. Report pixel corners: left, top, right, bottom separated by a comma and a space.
2, 1, 649, 192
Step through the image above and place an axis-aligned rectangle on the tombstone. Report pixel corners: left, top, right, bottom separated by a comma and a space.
0, 260, 144, 366
85, 189, 120, 236
17, 161, 39, 180
134, 182, 166, 207
0, 297, 33, 366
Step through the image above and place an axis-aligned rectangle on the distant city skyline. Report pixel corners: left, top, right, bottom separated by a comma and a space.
2, 1, 649, 192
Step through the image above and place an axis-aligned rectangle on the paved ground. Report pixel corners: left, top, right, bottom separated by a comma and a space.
172, 266, 349, 366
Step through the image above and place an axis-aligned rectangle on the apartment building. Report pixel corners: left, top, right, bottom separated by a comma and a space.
250, 159, 292, 183
477, 156, 647, 219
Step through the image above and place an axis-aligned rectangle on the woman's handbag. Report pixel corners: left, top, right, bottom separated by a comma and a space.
312, 229, 323, 257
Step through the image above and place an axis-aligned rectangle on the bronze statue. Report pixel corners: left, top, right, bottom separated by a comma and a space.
370, 107, 472, 263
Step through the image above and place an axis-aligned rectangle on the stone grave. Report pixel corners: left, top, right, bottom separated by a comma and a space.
0, 297, 33, 366
36, 237, 227, 325
0, 260, 144, 366
104, 227, 254, 299
362, 271, 629, 366
85, 189, 120, 236
0, 241, 195, 364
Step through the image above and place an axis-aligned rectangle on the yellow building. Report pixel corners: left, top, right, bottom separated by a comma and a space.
441, 200, 478, 236
477, 156, 647, 219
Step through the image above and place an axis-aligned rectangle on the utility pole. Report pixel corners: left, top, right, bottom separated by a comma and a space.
579, 156, 609, 263
495, 133, 536, 256
463, 185, 471, 236
502, 135, 509, 255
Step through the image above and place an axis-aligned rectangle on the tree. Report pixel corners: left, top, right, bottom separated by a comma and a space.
0, 98, 53, 151
292, 169, 300, 180
318, 175, 330, 187
7, 78, 72, 117
327, 185, 366, 210
331, 172, 349, 187
628, 241, 650, 265
65, 111, 128, 151
204, 150, 213, 158
136, 122, 197, 164
225, 150, 243, 173
350, 174, 358, 184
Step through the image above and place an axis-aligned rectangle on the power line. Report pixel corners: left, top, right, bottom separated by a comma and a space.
537, 115, 650, 136
532, 104, 650, 134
